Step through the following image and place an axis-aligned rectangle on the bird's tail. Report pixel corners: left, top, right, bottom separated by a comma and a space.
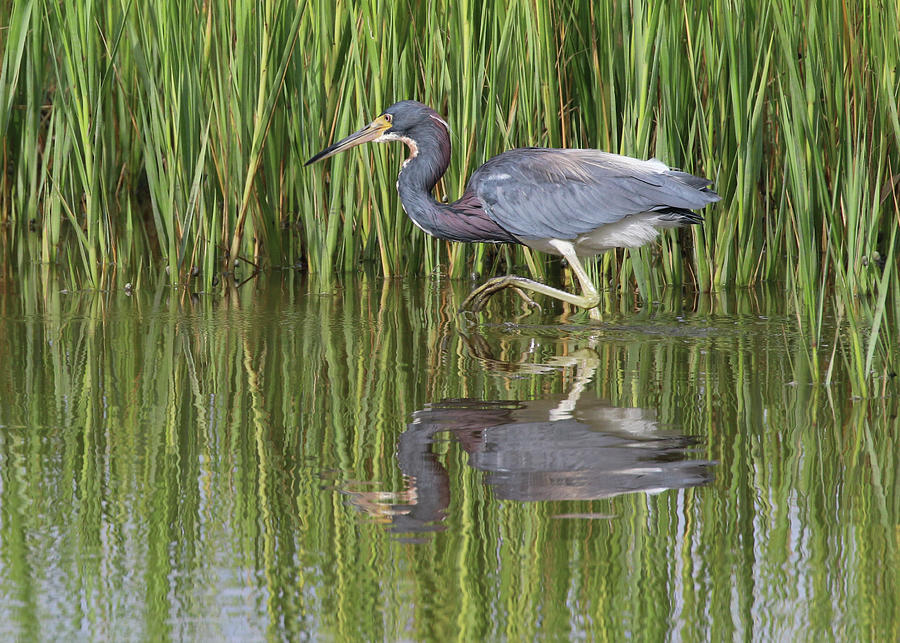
667, 169, 722, 207
652, 207, 705, 226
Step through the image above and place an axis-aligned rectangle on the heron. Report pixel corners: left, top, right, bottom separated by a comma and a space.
306, 100, 719, 319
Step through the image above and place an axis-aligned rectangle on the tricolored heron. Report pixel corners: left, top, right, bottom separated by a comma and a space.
306, 100, 719, 319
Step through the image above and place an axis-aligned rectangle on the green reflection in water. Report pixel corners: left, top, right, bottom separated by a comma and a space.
0, 272, 896, 641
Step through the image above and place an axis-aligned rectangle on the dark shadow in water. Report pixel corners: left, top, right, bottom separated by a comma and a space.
339, 336, 715, 537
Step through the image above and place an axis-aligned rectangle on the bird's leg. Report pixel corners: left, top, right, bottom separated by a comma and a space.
460, 274, 599, 314
459, 240, 602, 319
550, 241, 603, 321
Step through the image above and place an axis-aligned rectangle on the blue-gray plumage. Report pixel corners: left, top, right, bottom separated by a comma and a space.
306, 100, 720, 318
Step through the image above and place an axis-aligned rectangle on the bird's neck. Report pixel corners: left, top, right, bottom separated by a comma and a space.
395, 127, 451, 236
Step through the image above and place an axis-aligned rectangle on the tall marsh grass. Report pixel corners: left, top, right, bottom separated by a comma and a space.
1, 0, 898, 390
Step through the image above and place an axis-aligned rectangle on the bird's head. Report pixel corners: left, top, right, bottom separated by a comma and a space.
305, 100, 450, 166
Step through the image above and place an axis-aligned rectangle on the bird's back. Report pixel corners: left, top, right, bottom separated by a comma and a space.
464, 148, 719, 253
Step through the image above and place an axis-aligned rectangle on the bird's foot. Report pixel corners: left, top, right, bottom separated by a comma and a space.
506, 287, 543, 323
460, 275, 533, 313
511, 287, 542, 312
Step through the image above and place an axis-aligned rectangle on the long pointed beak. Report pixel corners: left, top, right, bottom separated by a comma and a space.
305, 115, 392, 166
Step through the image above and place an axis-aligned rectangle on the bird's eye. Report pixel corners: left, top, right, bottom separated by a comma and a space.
384, 114, 393, 123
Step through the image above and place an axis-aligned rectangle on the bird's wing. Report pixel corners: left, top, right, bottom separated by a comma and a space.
467, 149, 719, 240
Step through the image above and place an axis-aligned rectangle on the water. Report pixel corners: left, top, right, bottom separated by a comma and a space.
0, 273, 896, 640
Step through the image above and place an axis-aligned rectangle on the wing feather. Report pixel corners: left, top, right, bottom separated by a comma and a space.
467, 149, 719, 240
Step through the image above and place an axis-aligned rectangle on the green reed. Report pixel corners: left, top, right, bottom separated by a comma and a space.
0, 0, 898, 390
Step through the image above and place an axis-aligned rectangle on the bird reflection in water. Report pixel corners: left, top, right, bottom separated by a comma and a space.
336, 344, 715, 536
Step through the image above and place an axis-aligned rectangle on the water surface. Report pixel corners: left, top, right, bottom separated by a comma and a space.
0, 274, 896, 640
